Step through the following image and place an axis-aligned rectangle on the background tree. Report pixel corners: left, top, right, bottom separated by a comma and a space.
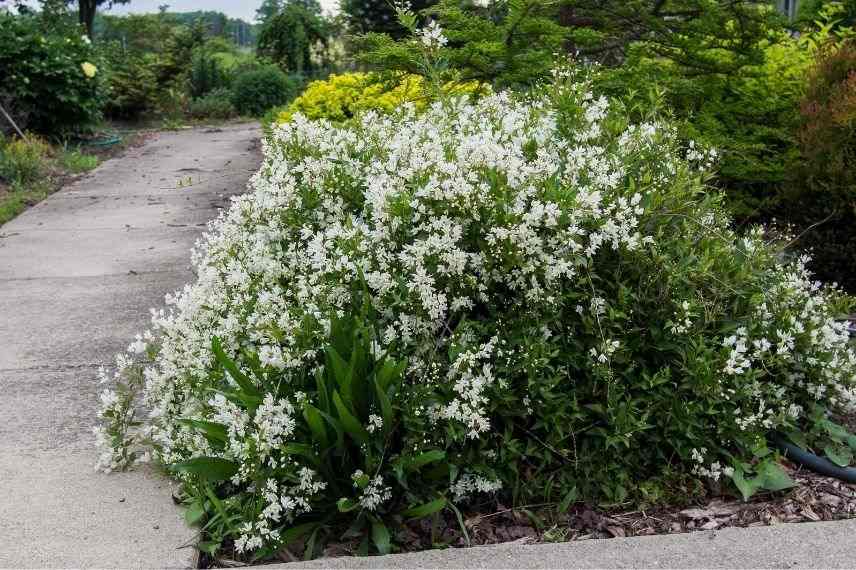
558, 0, 783, 73
342, 0, 437, 38
66, 0, 131, 39
357, 0, 567, 88
257, 0, 322, 24
257, 3, 329, 75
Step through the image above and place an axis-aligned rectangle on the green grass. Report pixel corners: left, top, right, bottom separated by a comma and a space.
0, 180, 53, 226
59, 148, 99, 173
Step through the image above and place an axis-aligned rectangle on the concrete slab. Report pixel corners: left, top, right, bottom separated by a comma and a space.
0, 123, 261, 568
278, 518, 856, 569
0, 271, 193, 370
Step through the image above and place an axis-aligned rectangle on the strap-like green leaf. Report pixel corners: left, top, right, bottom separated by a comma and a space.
326, 346, 352, 401
333, 390, 369, 445
375, 380, 394, 437
212, 337, 262, 399
403, 450, 446, 471
371, 521, 391, 555
171, 456, 238, 483
177, 418, 228, 446
401, 497, 447, 519
304, 405, 329, 449
558, 486, 578, 513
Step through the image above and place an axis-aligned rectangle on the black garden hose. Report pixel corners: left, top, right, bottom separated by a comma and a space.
769, 431, 856, 484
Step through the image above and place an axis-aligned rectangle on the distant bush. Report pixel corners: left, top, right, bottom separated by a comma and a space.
0, 12, 105, 136
230, 65, 300, 117
103, 53, 161, 119
187, 88, 237, 120
189, 49, 230, 99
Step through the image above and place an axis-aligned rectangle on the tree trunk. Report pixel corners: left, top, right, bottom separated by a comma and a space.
79, 0, 97, 39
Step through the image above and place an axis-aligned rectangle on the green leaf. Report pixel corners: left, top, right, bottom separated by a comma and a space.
784, 429, 809, 451
333, 390, 369, 445
304, 405, 329, 449
208, 387, 263, 412
279, 522, 318, 547
371, 521, 391, 555
758, 461, 796, 492
279, 443, 321, 467
212, 337, 262, 399
375, 358, 406, 391
403, 450, 446, 471
824, 444, 853, 467
326, 346, 352, 399
177, 419, 228, 446
558, 486, 578, 513
730, 466, 762, 501
337, 497, 359, 512
375, 381, 394, 437
401, 497, 447, 519
447, 501, 470, 546
197, 541, 220, 555
315, 369, 331, 414
184, 500, 206, 526
171, 456, 238, 482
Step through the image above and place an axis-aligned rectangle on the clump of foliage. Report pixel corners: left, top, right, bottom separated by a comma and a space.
772, 38, 856, 290
0, 9, 104, 136
189, 49, 230, 99
272, 72, 484, 124
594, 3, 855, 220
356, 0, 567, 89
257, 3, 329, 75
342, 0, 437, 38
97, 13, 206, 119
230, 65, 301, 117
103, 53, 161, 119
0, 135, 53, 186
97, 63, 856, 560
0, 132, 99, 225
187, 88, 237, 120
559, 0, 783, 71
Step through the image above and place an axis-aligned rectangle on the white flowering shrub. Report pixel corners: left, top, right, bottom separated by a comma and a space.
96, 75, 856, 559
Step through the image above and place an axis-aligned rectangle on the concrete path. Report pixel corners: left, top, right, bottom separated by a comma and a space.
281, 518, 856, 569
0, 123, 261, 568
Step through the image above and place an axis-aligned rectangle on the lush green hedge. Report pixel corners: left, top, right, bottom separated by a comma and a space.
0, 12, 104, 135
231, 65, 301, 117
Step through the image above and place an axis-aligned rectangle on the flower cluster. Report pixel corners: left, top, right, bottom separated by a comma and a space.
97, 77, 855, 556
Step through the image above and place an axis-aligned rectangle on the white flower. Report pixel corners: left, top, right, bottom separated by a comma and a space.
419, 20, 448, 49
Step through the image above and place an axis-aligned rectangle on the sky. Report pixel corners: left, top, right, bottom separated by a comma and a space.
108, 0, 340, 21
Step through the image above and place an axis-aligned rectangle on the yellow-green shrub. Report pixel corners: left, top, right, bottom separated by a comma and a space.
275, 72, 485, 123
0, 135, 52, 185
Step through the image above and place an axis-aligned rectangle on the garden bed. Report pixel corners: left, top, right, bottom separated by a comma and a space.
231, 468, 855, 568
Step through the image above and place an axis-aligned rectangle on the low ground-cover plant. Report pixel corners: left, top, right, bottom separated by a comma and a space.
0, 135, 52, 186
187, 88, 238, 121
96, 71, 856, 560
